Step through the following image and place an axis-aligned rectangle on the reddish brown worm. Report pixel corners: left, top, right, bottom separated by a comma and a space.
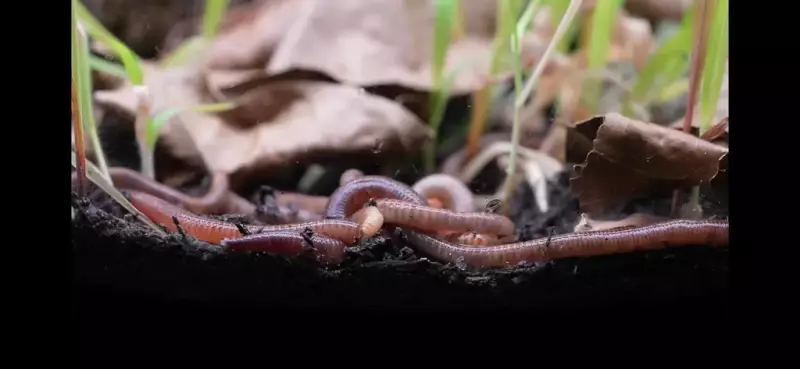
221, 231, 348, 265
71, 167, 326, 223
405, 219, 729, 269
71, 167, 236, 214
272, 192, 329, 214
339, 168, 365, 187
127, 190, 361, 245
371, 199, 516, 237
441, 133, 510, 176
412, 174, 475, 212
325, 176, 427, 219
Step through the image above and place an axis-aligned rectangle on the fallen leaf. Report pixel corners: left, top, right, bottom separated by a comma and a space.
263, 0, 497, 94
568, 113, 728, 216
200, 0, 306, 70
624, 0, 692, 22
83, 0, 257, 58
94, 62, 432, 188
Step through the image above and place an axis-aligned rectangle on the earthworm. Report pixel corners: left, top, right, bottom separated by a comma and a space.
272, 192, 329, 214
412, 174, 475, 212
349, 205, 384, 238
221, 231, 348, 265
73, 167, 326, 223
405, 219, 729, 269
371, 199, 516, 237
71, 167, 237, 214
325, 176, 426, 219
126, 190, 361, 245
427, 198, 445, 209
441, 133, 510, 177
339, 168, 365, 186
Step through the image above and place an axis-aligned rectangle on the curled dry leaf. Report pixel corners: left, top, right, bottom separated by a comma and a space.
568, 113, 728, 216
200, 0, 306, 70
262, 0, 497, 94
94, 62, 432, 186
624, 0, 692, 22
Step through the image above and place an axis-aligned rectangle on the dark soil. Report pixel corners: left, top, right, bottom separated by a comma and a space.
74, 86, 729, 320
72, 169, 729, 313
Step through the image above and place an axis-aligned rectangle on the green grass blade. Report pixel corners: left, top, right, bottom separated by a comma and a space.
203, 0, 230, 38
656, 78, 689, 103
71, 150, 165, 235
73, 4, 111, 181
146, 102, 236, 150
491, 0, 523, 74
503, 0, 582, 212
89, 55, 128, 78
548, 0, 581, 53
584, 0, 623, 113
432, 0, 457, 87
423, 68, 460, 173
626, 8, 694, 111
518, 0, 582, 107
516, 0, 542, 42
423, 0, 458, 172
698, 0, 728, 135
74, 0, 143, 85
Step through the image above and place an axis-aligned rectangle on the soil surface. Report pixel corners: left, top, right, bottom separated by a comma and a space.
74, 103, 729, 314
72, 169, 729, 312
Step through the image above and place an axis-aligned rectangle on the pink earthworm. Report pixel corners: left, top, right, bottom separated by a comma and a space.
339, 169, 365, 187
126, 190, 361, 245
324, 176, 426, 219
370, 199, 516, 237
221, 230, 348, 265
412, 174, 475, 212
71, 167, 236, 214
72, 167, 326, 223
404, 219, 729, 269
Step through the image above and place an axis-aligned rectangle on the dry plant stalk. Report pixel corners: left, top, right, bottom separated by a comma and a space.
71, 80, 87, 196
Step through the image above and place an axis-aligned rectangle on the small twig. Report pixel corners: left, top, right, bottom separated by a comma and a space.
542, 226, 555, 260
172, 216, 187, 239
300, 227, 316, 253
235, 223, 250, 236
485, 199, 503, 213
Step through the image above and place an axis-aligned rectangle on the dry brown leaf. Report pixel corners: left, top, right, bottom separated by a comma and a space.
94, 63, 432, 186
85, 0, 257, 58
200, 0, 306, 70
263, 0, 497, 94
624, 0, 692, 22
568, 113, 728, 216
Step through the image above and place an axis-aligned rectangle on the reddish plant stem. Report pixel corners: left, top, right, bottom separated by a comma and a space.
672, 0, 713, 216
71, 80, 87, 197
